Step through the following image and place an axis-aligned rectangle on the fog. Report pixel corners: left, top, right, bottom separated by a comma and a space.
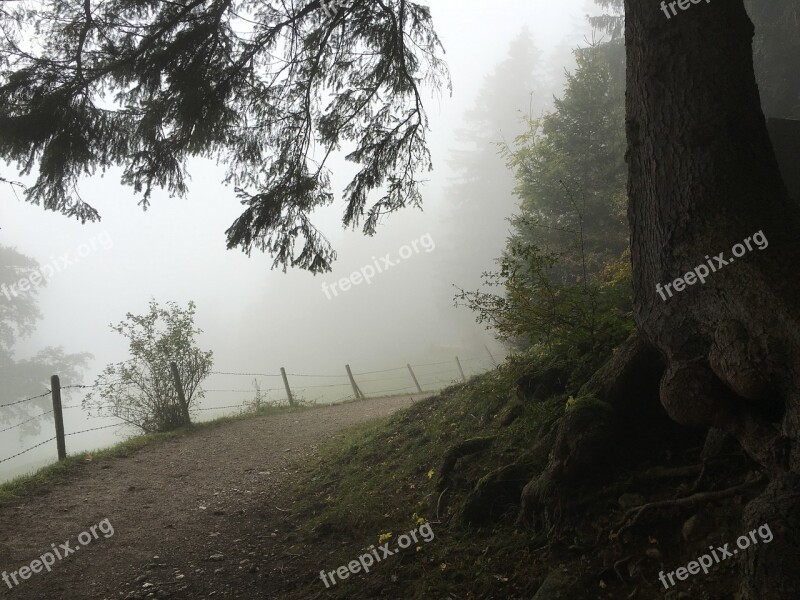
1, 0, 601, 481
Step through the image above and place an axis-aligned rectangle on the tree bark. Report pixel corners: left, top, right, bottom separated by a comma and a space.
625, 0, 800, 472
625, 0, 800, 595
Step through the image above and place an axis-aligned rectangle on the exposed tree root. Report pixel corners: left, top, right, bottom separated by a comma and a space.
517, 334, 669, 528
613, 473, 766, 538
460, 460, 535, 524
564, 457, 742, 516
437, 435, 496, 492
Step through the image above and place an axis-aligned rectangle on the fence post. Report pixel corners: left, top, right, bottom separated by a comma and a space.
345, 365, 365, 400
51, 375, 66, 461
169, 361, 192, 426
455, 356, 466, 382
280, 367, 296, 406
484, 344, 498, 368
407, 364, 423, 393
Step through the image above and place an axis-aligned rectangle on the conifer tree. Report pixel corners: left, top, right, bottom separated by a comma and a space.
0, 0, 449, 273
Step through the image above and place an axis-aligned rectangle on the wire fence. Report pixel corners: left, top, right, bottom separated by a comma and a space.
0, 352, 497, 471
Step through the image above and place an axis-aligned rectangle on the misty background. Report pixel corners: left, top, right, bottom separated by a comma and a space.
0, 0, 601, 481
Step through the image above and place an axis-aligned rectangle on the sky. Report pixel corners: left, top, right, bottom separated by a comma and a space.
0, 0, 603, 481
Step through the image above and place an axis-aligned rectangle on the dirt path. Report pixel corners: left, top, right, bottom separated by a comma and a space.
0, 394, 429, 599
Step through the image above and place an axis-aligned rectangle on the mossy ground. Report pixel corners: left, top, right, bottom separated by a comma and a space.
288, 360, 570, 599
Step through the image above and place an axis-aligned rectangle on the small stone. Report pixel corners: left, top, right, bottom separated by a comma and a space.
682, 513, 714, 543
209, 554, 224, 562
646, 548, 662, 560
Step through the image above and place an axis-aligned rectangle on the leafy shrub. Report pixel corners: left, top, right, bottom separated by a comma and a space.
83, 300, 213, 433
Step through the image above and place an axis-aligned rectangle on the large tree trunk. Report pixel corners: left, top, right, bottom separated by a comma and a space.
625, 0, 800, 596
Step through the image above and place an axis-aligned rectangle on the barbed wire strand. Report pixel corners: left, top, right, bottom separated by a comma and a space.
61, 380, 126, 390
0, 437, 57, 464
209, 371, 279, 377
203, 388, 278, 393
409, 359, 457, 367
352, 366, 407, 376
0, 409, 54, 433
62, 404, 118, 412
0, 390, 51, 409
291, 382, 352, 390
194, 402, 284, 412
355, 373, 416, 384
362, 385, 419, 395
64, 422, 127, 437
286, 373, 348, 379
209, 370, 348, 379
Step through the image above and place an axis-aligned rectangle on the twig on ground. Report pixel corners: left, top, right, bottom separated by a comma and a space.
613, 555, 631, 582
428, 486, 448, 524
